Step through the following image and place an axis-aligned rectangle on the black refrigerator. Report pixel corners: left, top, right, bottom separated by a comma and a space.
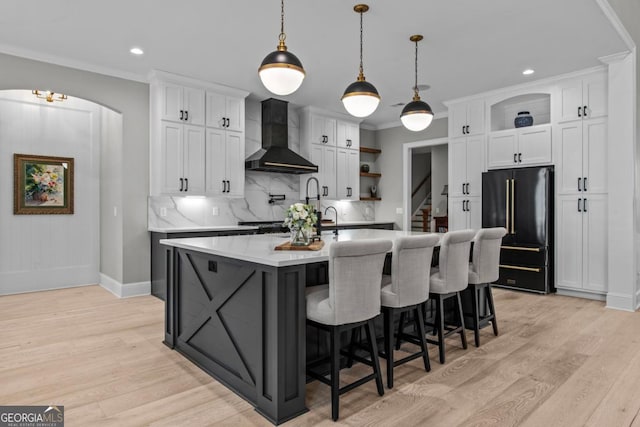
482, 166, 554, 293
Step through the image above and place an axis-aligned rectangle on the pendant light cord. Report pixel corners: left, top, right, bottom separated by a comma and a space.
358, 10, 364, 81
278, 0, 286, 47
413, 39, 419, 99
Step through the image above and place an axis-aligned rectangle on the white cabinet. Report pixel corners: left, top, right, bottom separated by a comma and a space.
160, 83, 205, 126
449, 197, 481, 231
450, 99, 485, 137
206, 92, 244, 133
487, 124, 551, 169
304, 144, 337, 200
557, 72, 607, 123
160, 122, 205, 194
336, 121, 360, 150
150, 71, 249, 196
449, 135, 484, 198
336, 148, 359, 200
205, 129, 244, 196
311, 115, 337, 146
556, 194, 608, 292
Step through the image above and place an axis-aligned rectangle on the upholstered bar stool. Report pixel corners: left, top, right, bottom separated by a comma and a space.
427, 229, 475, 364
306, 239, 392, 421
466, 227, 507, 347
379, 234, 440, 389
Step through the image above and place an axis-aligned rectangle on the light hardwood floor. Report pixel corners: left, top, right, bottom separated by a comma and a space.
1, 285, 639, 426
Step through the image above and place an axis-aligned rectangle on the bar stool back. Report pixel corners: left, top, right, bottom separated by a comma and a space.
467, 227, 507, 346
306, 239, 392, 421
380, 234, 440, 388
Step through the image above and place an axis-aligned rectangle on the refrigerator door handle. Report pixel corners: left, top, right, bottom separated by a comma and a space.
505, 179, 510, 231
510, 179, 515, 234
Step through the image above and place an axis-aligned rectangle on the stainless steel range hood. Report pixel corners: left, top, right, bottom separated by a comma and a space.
245, 98, 318, 174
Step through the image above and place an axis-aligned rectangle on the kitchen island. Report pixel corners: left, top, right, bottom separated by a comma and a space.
160, 229, 426, 424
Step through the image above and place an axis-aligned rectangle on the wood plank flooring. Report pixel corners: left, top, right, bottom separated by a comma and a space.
1, 285, 639, 426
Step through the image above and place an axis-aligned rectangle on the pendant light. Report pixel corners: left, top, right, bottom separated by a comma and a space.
400, 35, 434, 131
341, 4, 380, 118
258, 0, 305, 96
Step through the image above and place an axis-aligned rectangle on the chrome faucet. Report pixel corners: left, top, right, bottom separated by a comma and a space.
305, 177, 322, 237
324, 206, 339, 235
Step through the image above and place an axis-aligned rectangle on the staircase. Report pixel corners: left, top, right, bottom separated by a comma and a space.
411, 196, 432, 232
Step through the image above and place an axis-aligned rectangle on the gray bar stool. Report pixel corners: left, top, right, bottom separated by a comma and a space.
427, 229, 475, 364
379, 234, 440, 388
306, 239, 392, 421
466, 227, 507, 347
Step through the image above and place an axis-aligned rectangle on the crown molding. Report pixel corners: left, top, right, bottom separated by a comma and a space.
595, 0, 635, 51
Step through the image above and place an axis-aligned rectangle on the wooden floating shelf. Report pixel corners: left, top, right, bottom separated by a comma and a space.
360, 172, 382, 178
360, 197, 381, 201
359, 146, 381, 154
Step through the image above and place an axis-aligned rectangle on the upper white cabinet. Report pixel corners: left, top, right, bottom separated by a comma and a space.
299, 107, 361, 200
160, 83, 205, 126
206, 92, 244, 133
450, 99, 485, 137
557, 72, 607, 123
150, 71, 248, 196
488, 124, 551, 169
449, 135, 484, 198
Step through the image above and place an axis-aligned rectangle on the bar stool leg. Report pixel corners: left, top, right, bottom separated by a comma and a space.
414, 305, 431, 372
471, 285, 481, 347
384, 308, 395, 388
365, 320, 384, 396
395, 312, 405, 351
436, 295, 445, 364
330, 326, 340, 421
456, 292, 468, 350
346, 328, 358, 368
486, 285, 499, 336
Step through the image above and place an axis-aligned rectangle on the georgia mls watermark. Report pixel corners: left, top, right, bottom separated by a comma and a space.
0, 406, 64, 427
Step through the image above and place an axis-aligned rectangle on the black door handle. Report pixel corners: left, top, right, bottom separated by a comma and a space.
578, 177, 582, 191
324, 186, 328, 197
578, 198, 582, 212
578, 106, 582, 117
514, 153, 518, 163
226, 118, 230, 128
462, 183, 466, 195
185, 178, 189, 192
226, 180, 230, 193
466, 183, 470, 194
180, 178, 184, 192
518, 153, 522, 163
180, 110, 184, 121
583, 105, 588, 117
185, 110, 188, 121
466, 125, 470, 134
462, 126, 466, 135
583, 177, 587, 191
583, 198, 587, 212
222, 180, 226, 193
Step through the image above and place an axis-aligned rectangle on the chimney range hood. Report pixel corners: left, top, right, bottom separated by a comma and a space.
245, 98, 318, 174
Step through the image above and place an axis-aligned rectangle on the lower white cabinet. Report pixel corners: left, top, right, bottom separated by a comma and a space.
160, 122, 205, 194
488, 124, 551, 169
336, 148, 359, 200
556, 194, 608, 293
449, 197, 481, 231
301, 144, 337, 200
205, 129, 244, 196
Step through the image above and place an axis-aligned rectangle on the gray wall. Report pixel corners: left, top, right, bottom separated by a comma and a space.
0, 52, 150, 284
411, 152, 431, 214
374, 118, 448, 228
431, 144, 449, 217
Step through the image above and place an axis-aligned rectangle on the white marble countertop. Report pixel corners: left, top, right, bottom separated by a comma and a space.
160, 229, 437, 267
148, 225, 258, 233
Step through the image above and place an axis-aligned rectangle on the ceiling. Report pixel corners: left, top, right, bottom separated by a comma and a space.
0, 0, 628, 128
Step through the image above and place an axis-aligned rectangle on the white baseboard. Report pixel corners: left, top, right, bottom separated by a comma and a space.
556, 288, 606, 302
606, 291, 636, 312
99, 273, 150, 298
636, 288, 640, 311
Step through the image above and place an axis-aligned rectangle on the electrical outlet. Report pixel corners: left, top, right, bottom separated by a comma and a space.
113, 206, 118, 217
212, 207, 219, 216
160, 207, 167, 217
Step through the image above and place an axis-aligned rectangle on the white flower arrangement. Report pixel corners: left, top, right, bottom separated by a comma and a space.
283, 203, 318, 231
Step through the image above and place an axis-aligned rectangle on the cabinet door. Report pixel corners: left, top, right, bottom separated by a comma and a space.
448, 198, 468, 231
583, 73, 607, 120
466, 136, 484, 197
324, 118, 337, 146
225, 132, 245, 196
582, 194, 608, 292
557, 79, 583, 123
466, 99, 485, 136
205, 92, 227, 129
311, 115, 329, 145
336, 149, 349, 199
323, 146, 337, 199
300, 144, 324, 200
487, 131, 517, 169
518, 125, 551, 166
450, 104, 468, 138
555, 121, 583, 194
556, 195, 583, 289
467, 197, 482, 230
336, 121, 349, 149
583, 117, 607, 194
205, 128, 227, 195
225, 97, 244, 133
183, 87, 205, 126
182, 125, 206, 194
347, 122, 360, 151
161, 84, 183, 123
160, 121, 184, 193
449, 138, 468, 198
347, 149, 360, 200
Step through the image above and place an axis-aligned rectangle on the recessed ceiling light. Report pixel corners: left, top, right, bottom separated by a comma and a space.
130, 47, 144, 55
522, 69, 535, 75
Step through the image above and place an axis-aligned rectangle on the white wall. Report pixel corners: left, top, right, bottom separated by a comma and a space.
431, 144, 449, 217
411, 153, 431, 214
0, 90, 101, 294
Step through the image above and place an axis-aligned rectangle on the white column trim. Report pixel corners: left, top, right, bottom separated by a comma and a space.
100, 273, 150, 298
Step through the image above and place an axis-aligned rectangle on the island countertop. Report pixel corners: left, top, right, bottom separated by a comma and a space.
160, 228, 432, 267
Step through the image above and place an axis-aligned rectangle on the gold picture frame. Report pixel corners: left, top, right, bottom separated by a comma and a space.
14, 153, 74, 215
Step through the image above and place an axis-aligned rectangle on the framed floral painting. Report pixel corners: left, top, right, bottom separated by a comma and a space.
14, 153, 74, 215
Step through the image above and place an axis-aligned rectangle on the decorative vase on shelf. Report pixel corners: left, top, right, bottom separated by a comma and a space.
360, 164, 370, 173
290, 227, 311, 246
514, 111, 533, 128
370, 185, 378, 198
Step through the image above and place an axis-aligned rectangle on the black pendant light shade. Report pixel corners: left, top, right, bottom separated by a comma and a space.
342, 79, 380, 100
401, 35, 434, 131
